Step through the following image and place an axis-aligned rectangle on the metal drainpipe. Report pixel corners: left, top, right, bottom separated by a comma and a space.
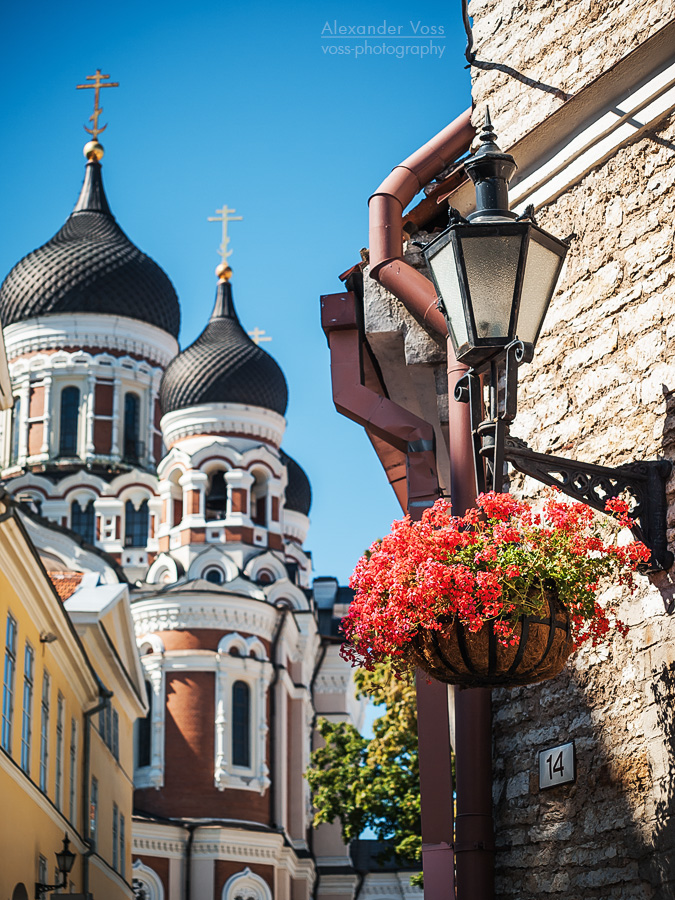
82, 680, 113, 897
269, 605, 289, 831
367, 113, 495, 900
184, 823, 197, 900
309, 643, 328, 900
448, 359, 494, 898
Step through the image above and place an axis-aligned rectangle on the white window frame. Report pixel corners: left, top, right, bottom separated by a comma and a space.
214, 634, 272, 794
54, 380, 86, 460
132, 859, 165, 900
69, 717, 77, 827
55, 693, 64, 810
222, 867, 272, 900
2, 612, 17, 754
39, 671, 50, 793
134, 653, 165, 789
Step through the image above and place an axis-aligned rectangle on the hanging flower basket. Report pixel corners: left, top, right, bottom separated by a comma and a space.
406, 581, 573, 687
341, 492, 649, 687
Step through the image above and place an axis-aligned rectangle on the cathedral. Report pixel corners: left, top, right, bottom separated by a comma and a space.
0, 93, 387, 899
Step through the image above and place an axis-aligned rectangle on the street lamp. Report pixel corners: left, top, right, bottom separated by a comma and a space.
35, 834, 76, 899
423, 110, 673, 574
424, 110, 568, 367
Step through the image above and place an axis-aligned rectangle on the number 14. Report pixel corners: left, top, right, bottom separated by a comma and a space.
546, 750, 565, 780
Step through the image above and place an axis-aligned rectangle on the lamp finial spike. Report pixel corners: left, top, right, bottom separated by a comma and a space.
479, 107, 498, 147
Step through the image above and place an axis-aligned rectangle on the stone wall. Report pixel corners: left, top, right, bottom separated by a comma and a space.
467, 0, 674, 146
463, 2, 675, 893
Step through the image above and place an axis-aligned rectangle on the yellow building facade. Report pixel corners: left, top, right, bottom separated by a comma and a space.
0, 496, 147, 900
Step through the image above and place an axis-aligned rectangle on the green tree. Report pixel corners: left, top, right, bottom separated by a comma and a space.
306, 663, 421, 868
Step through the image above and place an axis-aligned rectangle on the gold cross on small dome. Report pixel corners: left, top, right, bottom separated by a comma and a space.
248, 328, 272, 345
208, 204, 243, 263
76, 69, 119, 140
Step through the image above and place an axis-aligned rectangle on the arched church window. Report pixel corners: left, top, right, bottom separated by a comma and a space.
125, 500, 149, 547
71, 500, 95, 544
232, 681, 251, 767
205, 470, 228, 520
9, 396, 21, 465
137, 680, 152, 768
222, 868, 271, 900
123, 393, 142, 463
204, 566, 224, 585
59, 387, 80, 457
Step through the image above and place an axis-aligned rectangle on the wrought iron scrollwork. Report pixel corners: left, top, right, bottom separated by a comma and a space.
504, 437, 673, 574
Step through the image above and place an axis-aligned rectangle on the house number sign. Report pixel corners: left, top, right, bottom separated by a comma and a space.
538, 741, 576, 790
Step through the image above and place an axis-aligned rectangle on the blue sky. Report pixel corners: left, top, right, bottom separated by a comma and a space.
0, 0, 471, 584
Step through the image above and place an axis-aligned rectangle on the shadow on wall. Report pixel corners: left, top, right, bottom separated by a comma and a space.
651, 383, 675, 610
492, 623, 675, 899
643, 662, 675, 895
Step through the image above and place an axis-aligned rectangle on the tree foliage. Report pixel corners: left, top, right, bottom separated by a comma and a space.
306, 663, 421, 867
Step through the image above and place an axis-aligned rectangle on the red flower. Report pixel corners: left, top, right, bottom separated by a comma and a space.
341, 491, 647, 677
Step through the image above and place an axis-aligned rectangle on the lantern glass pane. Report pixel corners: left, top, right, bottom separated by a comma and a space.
428, 240, 469, 348
517, 234, 564, 345
462, 234, 523, 339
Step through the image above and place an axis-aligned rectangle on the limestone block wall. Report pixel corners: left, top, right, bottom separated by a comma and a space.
482, 64, 675, 900
467, 0, 674, 146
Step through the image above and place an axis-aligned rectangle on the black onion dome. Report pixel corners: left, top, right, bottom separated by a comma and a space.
159, 278, 288, 416
0, 160, 180, 336
280, 450, 312, 515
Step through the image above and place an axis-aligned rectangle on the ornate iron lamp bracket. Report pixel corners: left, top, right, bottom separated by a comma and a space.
35, 880, 66, 899
505, 438, 673, 574
455, 341, 673, 574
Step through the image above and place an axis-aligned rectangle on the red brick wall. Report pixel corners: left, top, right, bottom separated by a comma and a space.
28, 423, 43, 456
134, 671, 271, 822
231, 488, 247, 513
173, 498, 183, 525
158, 629, 228, 652
137, 855, 170, 895
29, 385, 44, 418
154, 630, 271, 654
94, 382, 113, 415
94, 419, 112, 454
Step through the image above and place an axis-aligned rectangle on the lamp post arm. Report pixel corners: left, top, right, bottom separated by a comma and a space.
504, 436, 673, 574
35, 879, 66, 899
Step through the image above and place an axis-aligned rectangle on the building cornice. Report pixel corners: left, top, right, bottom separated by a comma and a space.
161, 403, 286, 450
3, 313, 178, 368
131, 593, 281, 641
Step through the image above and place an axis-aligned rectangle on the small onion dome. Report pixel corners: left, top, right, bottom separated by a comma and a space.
280, 450, 312, 515
0, 155, 180, 336
159, 274, 288, 416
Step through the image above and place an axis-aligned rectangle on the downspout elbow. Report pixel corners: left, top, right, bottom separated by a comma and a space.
368, 108, 474, 338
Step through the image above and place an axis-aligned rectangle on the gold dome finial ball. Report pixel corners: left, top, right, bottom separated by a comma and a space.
216, 263, 233, 282
83, 141, 105, 161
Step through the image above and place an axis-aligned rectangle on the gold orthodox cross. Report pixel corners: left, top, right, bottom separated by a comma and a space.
248, 328, 272, 345
208, 204, 243, 262
76, 69, 119, 139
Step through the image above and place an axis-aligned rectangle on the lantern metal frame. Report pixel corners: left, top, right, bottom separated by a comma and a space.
426, 111, 673, 574
424, 217, 568, 367
35, 834, 76, 899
